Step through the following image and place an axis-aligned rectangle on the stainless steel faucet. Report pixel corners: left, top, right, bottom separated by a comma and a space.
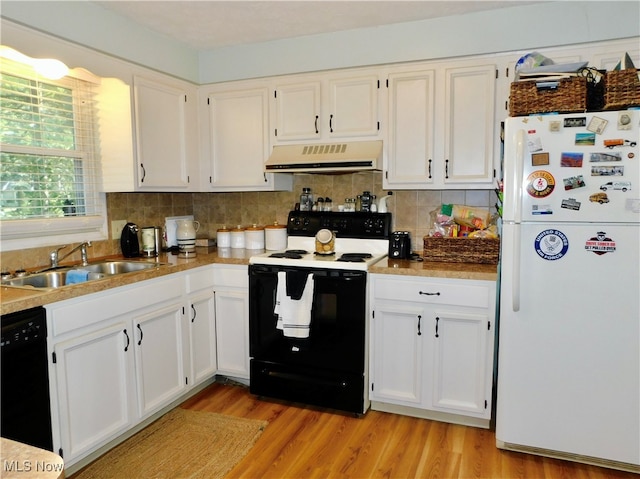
50, 241, 92, 268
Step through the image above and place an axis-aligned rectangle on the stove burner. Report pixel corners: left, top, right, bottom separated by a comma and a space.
268, 249, 308, 259
314, 251, 336, 257
337, 253, 373, 262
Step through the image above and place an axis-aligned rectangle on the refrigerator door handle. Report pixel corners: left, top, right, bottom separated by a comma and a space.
513, 129, 525, 224
512, 224, 521, 312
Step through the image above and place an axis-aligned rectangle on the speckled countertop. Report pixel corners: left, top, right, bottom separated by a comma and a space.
370, 257, 498, 281
1, 438, 64, 479
1, 248, 498, 315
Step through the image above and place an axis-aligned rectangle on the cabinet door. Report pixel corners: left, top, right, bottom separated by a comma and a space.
443, 63, 496, 187
188, 289, 217, 385
273, 81, 321, 141
133, 76, 191, 189
431, 311, 491, 417
327, 74, 380, 138
370, 303, 426, 407
214, 289, 249, 379
54, 322, 134, 463
206, 88, 270, 190
133, 302, 186, 418
386, 69, 436, 188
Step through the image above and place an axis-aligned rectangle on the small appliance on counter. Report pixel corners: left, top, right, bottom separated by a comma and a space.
164, 215, 195, 251
120, 223, 140, 258
389, 231, 411, 259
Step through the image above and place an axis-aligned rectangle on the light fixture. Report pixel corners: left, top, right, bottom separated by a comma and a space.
0, 46, 69, 80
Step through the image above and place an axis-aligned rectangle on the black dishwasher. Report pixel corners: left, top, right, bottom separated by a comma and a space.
1, 306, 53, 451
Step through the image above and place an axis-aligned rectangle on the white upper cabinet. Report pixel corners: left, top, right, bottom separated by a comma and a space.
272, 69, 381, 144
132, 75, 196, 190
443, 63, 497, 187
200, 81, 292, 192
385, 69, 436, 188
385, 59, 498, 190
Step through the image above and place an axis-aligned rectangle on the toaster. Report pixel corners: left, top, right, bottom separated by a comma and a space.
389, 231, 411, 259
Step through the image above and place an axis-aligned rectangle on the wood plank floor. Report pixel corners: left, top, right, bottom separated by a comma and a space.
179, 381, 637, 479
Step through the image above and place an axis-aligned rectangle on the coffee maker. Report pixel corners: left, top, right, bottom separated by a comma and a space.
120, 223, 140, 258
388, 231, 411, 259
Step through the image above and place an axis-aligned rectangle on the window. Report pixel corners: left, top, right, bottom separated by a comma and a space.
0, 56, 107, 251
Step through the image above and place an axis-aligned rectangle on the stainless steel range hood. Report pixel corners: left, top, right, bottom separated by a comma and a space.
265, 140, 382, 173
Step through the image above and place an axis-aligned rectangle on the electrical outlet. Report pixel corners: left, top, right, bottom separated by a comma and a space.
111, 220, 128, 240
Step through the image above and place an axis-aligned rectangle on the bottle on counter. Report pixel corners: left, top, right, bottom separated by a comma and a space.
300, 187, 313, 211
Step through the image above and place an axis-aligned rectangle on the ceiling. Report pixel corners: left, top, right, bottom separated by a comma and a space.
93, 1, 541, 51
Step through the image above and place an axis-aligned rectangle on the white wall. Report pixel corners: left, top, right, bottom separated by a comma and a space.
2, 1, 639, 84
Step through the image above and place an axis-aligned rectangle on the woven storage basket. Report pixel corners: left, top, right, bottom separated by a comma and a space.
603, 69, 640, 110
509, 77, 587, 116
423, 236, 500, 264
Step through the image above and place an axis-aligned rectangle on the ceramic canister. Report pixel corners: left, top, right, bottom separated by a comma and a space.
244, 224, 265, 250
217, 226, 231, 248
265, 222, 287, 250
230, 225, 245, 249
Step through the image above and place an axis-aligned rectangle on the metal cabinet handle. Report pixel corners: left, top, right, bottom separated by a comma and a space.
314, 115, 319, 134
191, 304, 197, 323
419, 291, 440, 296
435, 316, 440, 338
329, 114, 334, 133
428, 159, 432, 179
417, 315, 422, 336
137, 324, 143, 345
123, 329, 130, 352
140, 163, 146, 183
445, 159, 449, 179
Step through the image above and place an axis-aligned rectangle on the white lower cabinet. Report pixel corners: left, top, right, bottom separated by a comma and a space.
369, 274, 496, 428
213, 264, 249, 379
185, 266, 217, 386
53, 321, 135, 462
132, 301, 186, 419
46, 269, 220, 469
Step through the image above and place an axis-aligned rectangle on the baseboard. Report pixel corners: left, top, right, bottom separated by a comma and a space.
370, 401, 490, 429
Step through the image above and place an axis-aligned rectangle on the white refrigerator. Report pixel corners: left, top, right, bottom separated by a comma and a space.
496, 110, 640, 471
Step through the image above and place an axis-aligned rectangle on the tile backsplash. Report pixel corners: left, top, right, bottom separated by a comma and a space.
0, 172, 497, 272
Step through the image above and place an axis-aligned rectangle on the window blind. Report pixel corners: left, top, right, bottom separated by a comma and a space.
0, 59, 103, 221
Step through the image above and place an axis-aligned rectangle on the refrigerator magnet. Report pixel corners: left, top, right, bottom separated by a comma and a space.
561, 198, 581, 211
526, 170, 555, 198
587, 116, 608, 134
575, 132, 596, 146
563, 175, 586, 190
532, 152, 549, 166
585, 232, 616, 255
534, 229, 569, 261
560, 152, 583, 167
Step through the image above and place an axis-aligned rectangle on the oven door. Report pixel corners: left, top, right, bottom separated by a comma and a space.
249, 264, 366, 371
248, 264, 367, 413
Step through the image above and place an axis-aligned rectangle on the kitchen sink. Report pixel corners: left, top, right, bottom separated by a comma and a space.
80, 260, 163, 275
1, 270, 105, 289
2, 261, 165, 289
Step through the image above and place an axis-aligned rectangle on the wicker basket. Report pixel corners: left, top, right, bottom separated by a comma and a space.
423, 236, 500, 264
509, 77, 587, 116
603, 69, 640, 110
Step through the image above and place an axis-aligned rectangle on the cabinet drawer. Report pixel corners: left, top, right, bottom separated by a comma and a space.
373, 277, 491, 309
213, 265, 248, 289
185, 265, 215, 293
48, 276, 183, 337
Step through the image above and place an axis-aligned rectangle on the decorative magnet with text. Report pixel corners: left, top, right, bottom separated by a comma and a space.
534, 229, 569, 261
585, 232, 616, 255
526, 170, 556, 198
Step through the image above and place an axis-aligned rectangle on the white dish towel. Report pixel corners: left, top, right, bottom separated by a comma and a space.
275, 271, 314, 338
